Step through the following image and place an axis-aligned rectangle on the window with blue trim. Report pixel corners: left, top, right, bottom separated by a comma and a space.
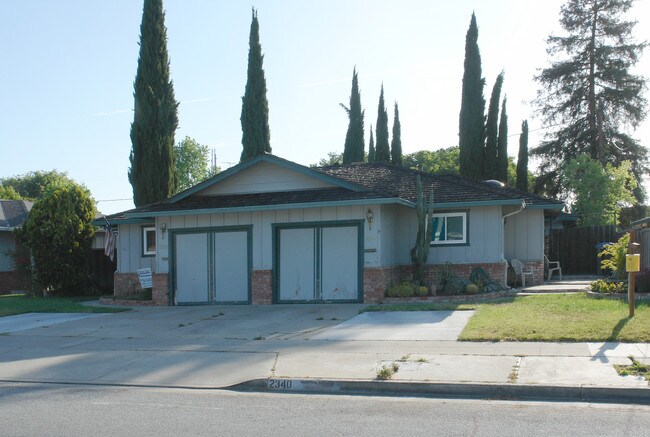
430, 212, 467, 245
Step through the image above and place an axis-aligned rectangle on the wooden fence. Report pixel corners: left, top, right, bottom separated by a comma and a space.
548, 225, 623, 276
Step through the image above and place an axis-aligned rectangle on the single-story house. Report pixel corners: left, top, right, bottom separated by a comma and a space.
0, 199, 33, 294
103, 154, 564, 305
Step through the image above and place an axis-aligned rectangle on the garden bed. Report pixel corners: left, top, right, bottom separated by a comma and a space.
382, 289, 515, 304
586, 290, 650, 301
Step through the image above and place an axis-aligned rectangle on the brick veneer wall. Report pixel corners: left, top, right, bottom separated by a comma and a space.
506, 260, 544, 287
252, 270, 272, 304
114, 272, 169, 306
0, 271, 22, 294
363, 262, 508, 303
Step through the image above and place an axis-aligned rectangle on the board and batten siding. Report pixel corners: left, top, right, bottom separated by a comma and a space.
504, 209, 544, 261
133, 204, 377, 275
197, 161, 336, 196
117, 223, 156, 273
394, 205, 503, 265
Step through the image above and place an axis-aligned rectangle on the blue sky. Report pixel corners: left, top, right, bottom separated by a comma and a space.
2, 0, 649, 214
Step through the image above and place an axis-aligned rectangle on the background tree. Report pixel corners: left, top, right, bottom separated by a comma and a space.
341, 68, 365, 164
496, 96, 509, 182
0, 185, 21, 200
561, 155, 637, 226
1, 170, 76, 200
484, 72, 504, 179
516, 120, 529, 192
174, 137, 220, 192
311, 152, 343, 167
17, 183, 95, 295
240, 9, 271, 161
129, 0, 179, 207
458, 13, 486, 180
404, 147, 460, 174
533, 0, 647, 200
368, 126, 375, 163
391, 102, 403, 166
374, 85, 391, 164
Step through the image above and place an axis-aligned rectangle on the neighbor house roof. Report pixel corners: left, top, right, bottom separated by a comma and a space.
0, 199, 33, 230
103, 154, 563, 223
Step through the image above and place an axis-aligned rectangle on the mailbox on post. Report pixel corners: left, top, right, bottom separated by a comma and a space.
626, 254, 640, 272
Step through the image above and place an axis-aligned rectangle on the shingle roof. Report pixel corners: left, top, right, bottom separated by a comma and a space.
126, 188, 391, 215
107, 156, 562, 220
0, 199, 33, 229
317, 163, 563, 208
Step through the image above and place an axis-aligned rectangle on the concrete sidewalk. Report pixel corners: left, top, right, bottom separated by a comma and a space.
0, 304, 648, 403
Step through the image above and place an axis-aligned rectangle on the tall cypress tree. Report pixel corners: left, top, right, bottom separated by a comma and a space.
484, 72, 504, 180
391, 102, 403, 166
240, 9, 271, 162
342, 68, 365, 164
458, 13, 486, 180
374, 85, 390, 164
516, 120, 529, 192
497, 96, 508, 182
128, 0, 179, 207
368, 126, 375, 163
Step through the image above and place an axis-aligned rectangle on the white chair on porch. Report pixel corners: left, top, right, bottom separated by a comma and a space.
511, 258, 534, 287
544, 255, 562, 281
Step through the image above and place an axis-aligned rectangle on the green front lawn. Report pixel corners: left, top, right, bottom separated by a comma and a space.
0, 295, 129, 317
365, 293, 650, 342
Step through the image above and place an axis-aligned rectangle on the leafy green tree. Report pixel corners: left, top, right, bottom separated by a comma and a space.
516, 120, 529, 192
174, 137, 220, 192
17, 183, 95, 295
0, 185, 21, 200
1, 170, 76, 200
533, 0, 647, 200
374, 85, 391, 164
561, 155, 637, 226
497, 97, 508, 182
458, 13, 486, 180
129, 0, 179, 207
368, 126, 375, 163
391, 102, 403, 166
240, 9, 271, 162
341, 68, 365, 164
484, 72, 504, 179
404, 147, 460, 174
311, 152, 343, 167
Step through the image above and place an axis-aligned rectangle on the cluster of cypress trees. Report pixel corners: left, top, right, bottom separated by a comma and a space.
129, 3, 272, 207
458, 13, 527, 187
341, 73, 403, 166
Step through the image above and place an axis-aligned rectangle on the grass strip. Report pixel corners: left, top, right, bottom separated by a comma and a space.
0, 294, 129, 317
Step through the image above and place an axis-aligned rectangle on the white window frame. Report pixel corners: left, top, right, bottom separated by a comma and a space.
142, 226, 156, 256
429, 212, 467, 245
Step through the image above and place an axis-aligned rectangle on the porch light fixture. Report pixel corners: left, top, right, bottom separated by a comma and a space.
159, 222, 167, 236
366, 209, 374, 230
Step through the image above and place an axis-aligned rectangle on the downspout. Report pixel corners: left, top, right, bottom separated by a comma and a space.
501, 200, 526, 288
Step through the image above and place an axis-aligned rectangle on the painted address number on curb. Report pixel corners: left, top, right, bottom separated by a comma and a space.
268, 379, 293, 390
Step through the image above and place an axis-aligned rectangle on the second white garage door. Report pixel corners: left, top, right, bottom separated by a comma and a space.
276, 222, 362, 303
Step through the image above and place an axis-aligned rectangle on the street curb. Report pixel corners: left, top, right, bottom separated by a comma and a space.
230, 378, 650, 404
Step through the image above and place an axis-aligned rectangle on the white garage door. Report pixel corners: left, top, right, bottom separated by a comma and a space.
277, 223, 361, 303
174, 228, 250, 305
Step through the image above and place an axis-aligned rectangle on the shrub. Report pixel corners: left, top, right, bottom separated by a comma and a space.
18, 184, 95, 295
385, 282, 420, 297
599, 234, 629, 279
590, 279, 627, 294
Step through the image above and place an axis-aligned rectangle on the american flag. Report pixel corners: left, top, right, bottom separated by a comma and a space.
104, 224, 115, 262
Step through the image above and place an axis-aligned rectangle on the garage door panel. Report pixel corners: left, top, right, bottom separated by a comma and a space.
321, 226, 358, 301
279, 228, 315, 301
214, 231, 249, 302
175, 233, 210, 304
